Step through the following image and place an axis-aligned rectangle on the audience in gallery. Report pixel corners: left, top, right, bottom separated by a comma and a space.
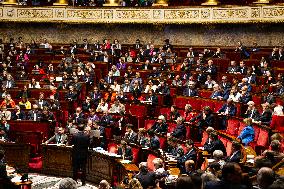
1, 36, 284, 189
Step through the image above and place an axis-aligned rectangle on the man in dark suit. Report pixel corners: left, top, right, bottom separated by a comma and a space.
255, 102, 272, 126
124, 124, 137, 144
148, 130, 160, 151
89, 87, 102, 108
140, 60, 153, 70
183, 81, 199, 97
227, 61, 238, 74
156, 80, 171, 106
135, 162, 156, 189
0, 148, 15, 189
36, 92, 49, 110
217, 98, 237, 129
210, 84, 223, 100
237, 61, 247, 75
70, 124, 90, 186
177, 139, 197, 174
149, 115, 168, 135
171, 116, 186, 140
72, 107, 85, 124
204, 133, 227, 156
245, 68, 257, 84
82, 97, 92, 112
244, 101, 260, 120
204, 59, 217, 76
11, 105, 26, 120
27, 104, 42, 121
117, 140, 133, 161
205, 162, 247, 189
45, 127, 68, 145
227, 141, 242, 163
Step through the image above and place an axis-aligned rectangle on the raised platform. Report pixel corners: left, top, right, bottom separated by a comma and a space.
0, 5, 284, 24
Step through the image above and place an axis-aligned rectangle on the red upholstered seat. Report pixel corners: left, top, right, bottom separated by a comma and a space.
252, 95, 262, 105
271, 115, 284, 132
201, 100, 215, 111
200, 90, 212, 98
147, 153, 158, 171
237, 121, 247, 136
186, 126, 191, 140
168, 123, 177, 133
219, 137, 228, 148
170, 88, 177, 96
226, 119, 240, 136
214, 101, 225, 113
174, 97, 188, 109
144, 119, 156, 130
226, 140, 233, 157
105, 127, 112, 139
201, 132, 208, 146
187, 98, 201, 111
131, 146, 140, 164
159, 108, 170, 120
256, 129, 269, 147
159, 137, 167, 150
108, 143, 118, 153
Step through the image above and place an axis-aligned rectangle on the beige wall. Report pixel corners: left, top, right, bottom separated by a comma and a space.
1, 23, 284, 47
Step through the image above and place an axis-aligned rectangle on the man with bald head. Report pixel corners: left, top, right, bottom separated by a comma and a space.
256, 167, 275, 189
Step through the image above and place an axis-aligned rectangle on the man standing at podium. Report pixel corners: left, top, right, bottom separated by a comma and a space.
70, 124, 90, 186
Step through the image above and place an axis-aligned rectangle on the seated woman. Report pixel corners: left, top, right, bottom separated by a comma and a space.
0, 94, 15, 109
18, 96, 31, 110
237, 118, 255, 146
183, 104, 196, 122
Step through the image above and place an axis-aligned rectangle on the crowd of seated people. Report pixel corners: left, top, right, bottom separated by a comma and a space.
0, 36, 284, 188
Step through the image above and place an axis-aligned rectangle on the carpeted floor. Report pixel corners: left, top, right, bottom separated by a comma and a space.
29, 173, 98, 189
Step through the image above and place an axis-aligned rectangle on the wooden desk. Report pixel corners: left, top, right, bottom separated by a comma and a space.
9, 121, 50, 140
41, 144, 133, 185
0, 142, 30, 173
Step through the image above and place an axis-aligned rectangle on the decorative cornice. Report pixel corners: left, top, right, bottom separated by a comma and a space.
0, 5, 284, 24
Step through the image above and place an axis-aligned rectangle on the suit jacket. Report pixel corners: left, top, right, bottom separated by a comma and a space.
124, 131, 138, 144
255, 109, 272, 125
27, 110, 42, 121
227, 66, 238, 74
145, 95, 158, 106
149, 136, 160, 150
65, 91, 78, 101
245, 74, 257, 84
140, 63, 153, 70
227, 150, 242, 163
171, 124, 186, 140
218, 104, 237, 116
11, 110, 26, 120
135, 171, 156, 189
237, 66, 247, 75
244, 108, 260, 120
71, 131, 90, 160
204, 65, 217, 75
73, 112, 85, 124
219, 82, 231, 90
157, 85, 170, 96
210, 91, 223, 99
117, 146, 133, 161
276, 87, 284, 96
190, 113, 214, 128
36, 100, 49, 109
239, 93, 252, 104
178, 148, 197, 165
149, 122, 168, 135
47, 133, 68, 144
183, 88, 199, 97
0, 161, 8, 179
2, 80, 16, 88
82, 102, 92, 112
204, 138, 227, 155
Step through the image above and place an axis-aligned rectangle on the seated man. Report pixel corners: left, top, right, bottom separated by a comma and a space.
183, 81, 199, 97
204, 133, 227, 156
124, 124, 138, 144
27, 104, 42, 121
137, 128, 149, 148
117, 140, 133, 161
244, 101, 259, 120
148, 115, 168, 135
45, 127, 68, 145
217, 98, 237, 130
260, 140, 284, 164
168, 105, 180, 121
177, 139, 197, 174
0, 118, 9, 141
148, 130, 160, 151
11, 105, 26, 120
227, 141, 242, 163
171, 116, 186, 140
166, 137, 184, 158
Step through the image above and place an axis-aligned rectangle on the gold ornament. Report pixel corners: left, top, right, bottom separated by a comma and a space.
253, 0, 271, 4
103, 0, 120, 6
53, 0, 68, 6
2, 0, 17, 5
153, 0, 169, 6
201, 0, 219, 6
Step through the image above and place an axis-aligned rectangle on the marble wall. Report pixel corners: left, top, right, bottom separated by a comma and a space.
0, 23, 284, 47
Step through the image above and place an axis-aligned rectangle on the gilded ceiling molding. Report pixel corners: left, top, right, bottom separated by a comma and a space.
0, 6, 284, 24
